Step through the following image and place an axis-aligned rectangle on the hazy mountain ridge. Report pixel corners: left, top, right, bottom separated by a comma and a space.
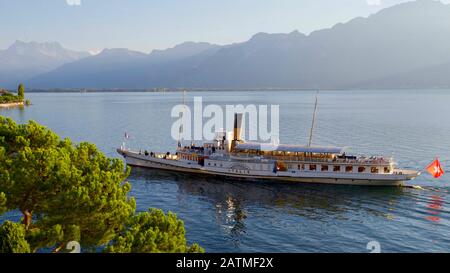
169, 0, 450, 89
354, 61, 450, 89
28, 42, 222, 88
148, 42, 220, 63
0, 41, 90, 88
3, 0, 450, 89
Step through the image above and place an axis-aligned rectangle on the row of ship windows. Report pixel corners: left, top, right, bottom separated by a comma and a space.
206, 161, 390, 174
294, 164, 390, 173
181, 155, 198, 161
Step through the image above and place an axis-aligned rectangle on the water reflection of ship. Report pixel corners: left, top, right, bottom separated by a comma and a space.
129, 167, 406, 224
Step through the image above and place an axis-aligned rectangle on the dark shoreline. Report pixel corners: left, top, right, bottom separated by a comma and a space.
26, 87, 450, 93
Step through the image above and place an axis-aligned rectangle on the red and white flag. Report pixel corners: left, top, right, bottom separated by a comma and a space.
426, 158, 444, 179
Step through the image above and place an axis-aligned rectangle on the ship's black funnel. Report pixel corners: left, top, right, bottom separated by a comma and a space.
233, 113, 243, 141
231, 113, 243, 151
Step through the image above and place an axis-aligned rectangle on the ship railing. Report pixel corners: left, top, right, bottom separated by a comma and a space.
134, 150, 179, 161
230, 153, 392, 165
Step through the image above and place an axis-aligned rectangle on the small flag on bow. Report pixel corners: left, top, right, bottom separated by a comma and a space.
426, 158, 444, 179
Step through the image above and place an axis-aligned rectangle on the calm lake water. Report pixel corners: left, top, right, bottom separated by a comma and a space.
1, 90, 449, 252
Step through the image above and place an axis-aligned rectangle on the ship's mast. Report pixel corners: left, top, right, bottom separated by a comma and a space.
308, 91, 319, 147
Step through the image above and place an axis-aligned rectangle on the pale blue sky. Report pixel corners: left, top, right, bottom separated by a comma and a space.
0, 0, 423, 53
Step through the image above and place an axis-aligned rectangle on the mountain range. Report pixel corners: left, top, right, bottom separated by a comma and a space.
0, 41, 89, 88
2, 0, 450, 90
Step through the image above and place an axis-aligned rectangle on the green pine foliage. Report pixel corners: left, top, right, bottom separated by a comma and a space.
0, 116, 202, 253
0, 92, 23, 104
0, 192, 6, 215
0, 84, 26, 104
17, 84, 25, 99
0, 221, 31, 253
105, 209, 204, 253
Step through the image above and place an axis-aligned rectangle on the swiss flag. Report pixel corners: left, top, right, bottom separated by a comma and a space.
426, 159, 444, 179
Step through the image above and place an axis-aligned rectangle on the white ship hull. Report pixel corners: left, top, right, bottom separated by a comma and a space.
118, 149, 419, 186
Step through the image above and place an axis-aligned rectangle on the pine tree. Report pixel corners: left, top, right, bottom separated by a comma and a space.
17, 84, 25, 99
0, 117, 202, 253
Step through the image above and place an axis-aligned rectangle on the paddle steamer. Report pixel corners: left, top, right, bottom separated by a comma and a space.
117, 110, 420, 186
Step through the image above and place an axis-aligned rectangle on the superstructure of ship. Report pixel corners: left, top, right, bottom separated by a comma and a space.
118, 103, 420, 186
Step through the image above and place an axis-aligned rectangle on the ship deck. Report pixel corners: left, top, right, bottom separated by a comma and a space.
117, 148, 420, 186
